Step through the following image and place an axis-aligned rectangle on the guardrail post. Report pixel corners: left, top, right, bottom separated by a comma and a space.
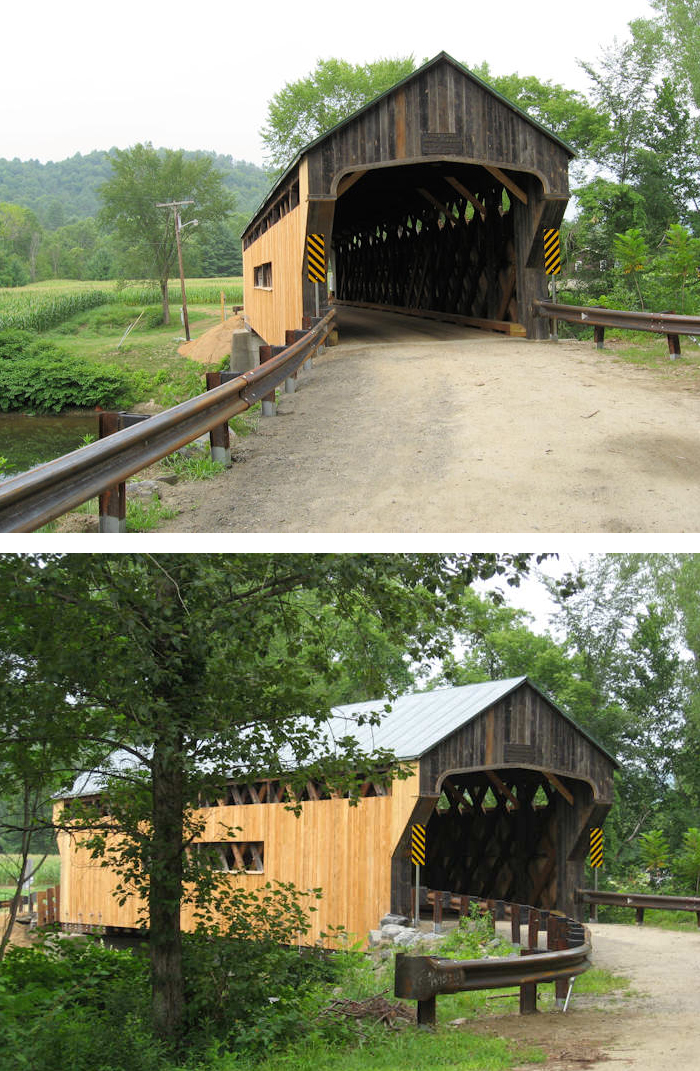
98, 412, 126, 533
511, 903, 521, 944
433, 891, 443, 933
417, 995, 437, 1028
259, 345, 286, 415
284, 330, 306, 391
635, 907, 645, 925
205, 372, 232, 466
547, 917, 569, 1005
519, 949, 538, 1014
667, 333, 681, 359
527, 908, 540, 950
594, 325, 605, 350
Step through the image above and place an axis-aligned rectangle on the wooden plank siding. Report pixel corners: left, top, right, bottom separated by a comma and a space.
418, 684, 614, 805
242, 160, 309, 347
56, 765, 421, 946
241, 53, 572, 344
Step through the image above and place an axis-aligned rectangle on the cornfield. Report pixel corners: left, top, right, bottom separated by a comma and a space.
0, 277, 244, 332
0, 288, 112, 332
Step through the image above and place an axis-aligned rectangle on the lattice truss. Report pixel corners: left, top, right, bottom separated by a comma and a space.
198, 841, 265, 873
199, 777, 391, 808
333, 166, 518, 323
425, 769, 564, 910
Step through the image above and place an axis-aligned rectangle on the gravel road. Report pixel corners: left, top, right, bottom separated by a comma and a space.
472, 921, 700, 1070
155, 306, 700, 534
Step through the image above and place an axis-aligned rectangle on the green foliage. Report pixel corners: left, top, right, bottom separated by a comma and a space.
99, 144, 235, 324
260, 56, 417, 172
0, 330, 135, 412
164, 451, 226, 481
639, 829, 670, 874
675, 827, 700, 894
0, 937, 166, 1071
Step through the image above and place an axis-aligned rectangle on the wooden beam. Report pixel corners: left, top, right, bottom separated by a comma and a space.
417, 187, 456, 226
487, 771, 520, 810
444, 175, 487, 219
336, 171, 366, 197
484, 166, 528, 205
544, 772, 575, 806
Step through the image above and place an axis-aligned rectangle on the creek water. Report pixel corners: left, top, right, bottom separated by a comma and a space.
0, 412, 99, 478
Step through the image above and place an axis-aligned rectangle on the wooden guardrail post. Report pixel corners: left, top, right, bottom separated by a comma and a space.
205, 372, 232, 466
98, 412, 126, 533
259, 345, 286, 415
284, 330, 307, 392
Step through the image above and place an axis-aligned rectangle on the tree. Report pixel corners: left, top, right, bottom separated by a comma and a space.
99, 144, 234, 324
470, 65, 608, 183
649, 0, 700, 107
0, 552, 540, 1044
260, 56, 417, 172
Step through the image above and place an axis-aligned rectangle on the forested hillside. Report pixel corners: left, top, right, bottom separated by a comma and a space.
0, 150, 270, 223
0, 150, 271, 285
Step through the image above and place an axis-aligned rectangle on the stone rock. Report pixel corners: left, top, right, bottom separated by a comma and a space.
367, 930, 385, 947
380, 913, 409, 927
126, 480, 161, 501
381, 924, 405, 939
393, 930, 418, 947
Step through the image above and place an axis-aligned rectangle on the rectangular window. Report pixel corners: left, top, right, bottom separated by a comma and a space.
254, 262, 272, 289
199, 841, 264, 874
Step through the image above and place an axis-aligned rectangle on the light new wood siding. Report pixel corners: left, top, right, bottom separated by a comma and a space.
57, 764, 420, 946
242, 160, 308, 346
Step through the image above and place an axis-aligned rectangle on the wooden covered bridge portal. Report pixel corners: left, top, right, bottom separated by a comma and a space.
242, 53, 574, 347
57, 678, 616, 944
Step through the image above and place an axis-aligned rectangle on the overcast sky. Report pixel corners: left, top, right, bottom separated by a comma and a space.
3, 0, 654, 168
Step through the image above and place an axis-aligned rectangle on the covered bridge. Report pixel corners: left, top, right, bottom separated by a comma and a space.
242, 53, 574, 346
57, 677, 616, 945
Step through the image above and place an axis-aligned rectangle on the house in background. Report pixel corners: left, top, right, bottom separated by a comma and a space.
56, 677, 616, 943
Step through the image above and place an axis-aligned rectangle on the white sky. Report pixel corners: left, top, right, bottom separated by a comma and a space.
3, 0, 654, 168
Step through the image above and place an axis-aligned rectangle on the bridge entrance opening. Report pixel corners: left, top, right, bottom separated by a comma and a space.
393, 766, 592, 914
331, 161, 529, 332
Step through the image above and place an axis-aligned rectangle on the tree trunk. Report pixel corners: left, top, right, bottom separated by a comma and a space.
0, 789, 33, 962
150, 726, 185, 1041
161, 278, 170, 326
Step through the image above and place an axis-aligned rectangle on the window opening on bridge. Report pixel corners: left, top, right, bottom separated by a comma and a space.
197, 841, 265, 874
254, 262, 273, 289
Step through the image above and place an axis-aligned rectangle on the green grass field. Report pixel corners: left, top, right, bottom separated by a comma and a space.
0, 854, 60, 898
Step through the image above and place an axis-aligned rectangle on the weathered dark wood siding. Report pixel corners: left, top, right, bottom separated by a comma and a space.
304, 57, 571, 200
418, 682, 614, 804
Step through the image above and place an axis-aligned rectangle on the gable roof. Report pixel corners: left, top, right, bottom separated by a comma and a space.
245, 51, 575, 235
325, 676, 618, 766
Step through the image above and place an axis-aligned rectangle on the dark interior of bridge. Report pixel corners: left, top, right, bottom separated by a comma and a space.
422, 768, 581, 909
332, 161, 529, 325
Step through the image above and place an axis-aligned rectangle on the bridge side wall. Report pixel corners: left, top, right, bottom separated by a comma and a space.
57, 765, 421, 946
242, 160, 309, 346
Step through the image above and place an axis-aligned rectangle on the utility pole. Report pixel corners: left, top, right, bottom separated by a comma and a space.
156, 200, 196, 341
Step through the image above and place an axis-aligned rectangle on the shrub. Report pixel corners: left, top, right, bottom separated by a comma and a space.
0, 330, 135, 412
0, 937, 167, 1071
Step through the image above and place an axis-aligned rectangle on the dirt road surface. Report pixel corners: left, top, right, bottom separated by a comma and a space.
473, 921, 700, 1070
157, 307, 700, 533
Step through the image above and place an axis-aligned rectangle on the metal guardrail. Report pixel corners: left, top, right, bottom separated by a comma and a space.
395, 890, 591, 1025
0, 311, 335, 533
534, 299, 700, 357
577, 887, 700, 926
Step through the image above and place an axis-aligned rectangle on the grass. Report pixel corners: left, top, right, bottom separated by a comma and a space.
569, 329, 700, 376
0, 854, 60, 898
233, 1024, 544, 1071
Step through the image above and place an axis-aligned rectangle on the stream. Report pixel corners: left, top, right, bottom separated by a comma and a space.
0, 412, 99, 479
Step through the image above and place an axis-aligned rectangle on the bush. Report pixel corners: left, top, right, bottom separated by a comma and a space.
0, 937, 167, 1071
0, 330, 135, 412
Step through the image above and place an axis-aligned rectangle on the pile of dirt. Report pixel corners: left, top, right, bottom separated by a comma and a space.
177, 313, 246, 365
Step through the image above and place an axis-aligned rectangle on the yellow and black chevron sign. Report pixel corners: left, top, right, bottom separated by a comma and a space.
590, 827, 604, 869
307, 233, 326, 283
544, 229, 561, 275
411, 823, 426, 867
